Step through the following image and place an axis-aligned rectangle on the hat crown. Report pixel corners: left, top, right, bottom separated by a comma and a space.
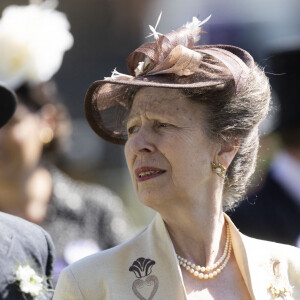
125, 16, 254, 93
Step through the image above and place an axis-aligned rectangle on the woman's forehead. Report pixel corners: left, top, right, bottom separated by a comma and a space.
128, 87, 194, 119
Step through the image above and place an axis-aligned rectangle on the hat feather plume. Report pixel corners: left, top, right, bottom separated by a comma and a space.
127, 15, 211, 76
184, 15, 211, 43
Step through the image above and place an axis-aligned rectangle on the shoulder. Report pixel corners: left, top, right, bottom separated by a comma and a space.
242, 234, 300, 286
243, 233, 300, 259
0, 212, 53, 249
229, 224, 300, 298
0, 212, 54, 299
0, 211, 55, 264
0, 210, 38, 229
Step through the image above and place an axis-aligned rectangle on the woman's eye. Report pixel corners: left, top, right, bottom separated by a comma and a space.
127, 125, 139, 135
159, 123, 170, 128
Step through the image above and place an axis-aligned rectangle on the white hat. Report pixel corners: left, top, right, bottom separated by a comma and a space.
0, 0, 73, 89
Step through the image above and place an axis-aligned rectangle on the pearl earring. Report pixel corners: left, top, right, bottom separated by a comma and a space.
211, 162, 226, 179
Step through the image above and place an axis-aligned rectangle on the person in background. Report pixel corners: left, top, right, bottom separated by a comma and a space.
0, 1, 132, 282
54, 16, 300, 299
230, 45, 300, 247
0, 83, 54, 300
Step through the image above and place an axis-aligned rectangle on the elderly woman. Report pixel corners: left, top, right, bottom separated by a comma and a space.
54, 17, 300, 299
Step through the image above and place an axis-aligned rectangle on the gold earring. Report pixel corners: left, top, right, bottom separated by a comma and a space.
39, 127, 54, 144
211, 162, 226, 179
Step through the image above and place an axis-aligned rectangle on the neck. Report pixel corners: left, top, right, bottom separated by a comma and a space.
0, 166, 52, 224
161, 189, 226, 269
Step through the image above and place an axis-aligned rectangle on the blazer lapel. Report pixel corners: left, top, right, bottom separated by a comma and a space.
225, 214, 293, 300
147, 213, 275, 300
128, 213, 187, 300
128, 212, 296, 300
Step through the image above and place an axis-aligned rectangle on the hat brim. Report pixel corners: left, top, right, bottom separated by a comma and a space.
0, 84, 17, 128
84, 75, 227, 145
84, 44, 254, 145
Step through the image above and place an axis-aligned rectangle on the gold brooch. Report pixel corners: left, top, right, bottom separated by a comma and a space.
269, 284, 292, 298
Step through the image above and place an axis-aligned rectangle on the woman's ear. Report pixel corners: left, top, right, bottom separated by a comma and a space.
216, 139, 239, 169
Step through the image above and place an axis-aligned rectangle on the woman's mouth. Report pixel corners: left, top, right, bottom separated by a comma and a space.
135, 167, 166, 182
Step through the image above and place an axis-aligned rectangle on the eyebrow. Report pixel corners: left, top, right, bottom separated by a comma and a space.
127, 109, 185, 127
124, 111, 139, 127
126, 110, 139, 121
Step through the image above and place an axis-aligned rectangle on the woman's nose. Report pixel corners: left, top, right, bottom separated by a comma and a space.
130, 127, 156, 154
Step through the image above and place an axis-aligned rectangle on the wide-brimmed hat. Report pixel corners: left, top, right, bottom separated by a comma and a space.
0, 83, 17, 128
84, 16, 255, 145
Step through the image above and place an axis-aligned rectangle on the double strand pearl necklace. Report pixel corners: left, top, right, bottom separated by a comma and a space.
177, 222, 232, 280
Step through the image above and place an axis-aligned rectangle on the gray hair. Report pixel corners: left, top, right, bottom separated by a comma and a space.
184, 64, 271, 211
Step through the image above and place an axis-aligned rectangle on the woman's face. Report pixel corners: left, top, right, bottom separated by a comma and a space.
124, 87, 220, 211
0, 104, 44, 178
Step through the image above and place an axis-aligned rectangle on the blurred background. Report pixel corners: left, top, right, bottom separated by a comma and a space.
1, 0, 299, 229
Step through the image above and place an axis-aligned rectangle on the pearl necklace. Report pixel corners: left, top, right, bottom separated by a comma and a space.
177, 222, 232, 280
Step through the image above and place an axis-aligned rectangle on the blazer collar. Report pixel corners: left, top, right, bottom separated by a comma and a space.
147, 212, 187, 300
225, 215, 294, 300
224, 214, 258, 299
149, 213, 289, 300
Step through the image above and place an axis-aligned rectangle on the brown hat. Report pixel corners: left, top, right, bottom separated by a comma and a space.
84, 16, 254, 145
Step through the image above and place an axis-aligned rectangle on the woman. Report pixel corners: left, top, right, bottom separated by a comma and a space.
54, 16, 300, 299
0, 2, 131, 281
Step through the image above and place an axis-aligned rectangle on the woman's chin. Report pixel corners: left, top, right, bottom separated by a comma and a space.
137, 190, 172, 212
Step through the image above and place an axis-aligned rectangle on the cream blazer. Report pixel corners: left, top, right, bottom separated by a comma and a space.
53, 214, 300, 300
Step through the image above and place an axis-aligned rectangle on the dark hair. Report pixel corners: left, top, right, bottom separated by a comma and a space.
15, 80, 71, 157
183, 64, 271, 210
